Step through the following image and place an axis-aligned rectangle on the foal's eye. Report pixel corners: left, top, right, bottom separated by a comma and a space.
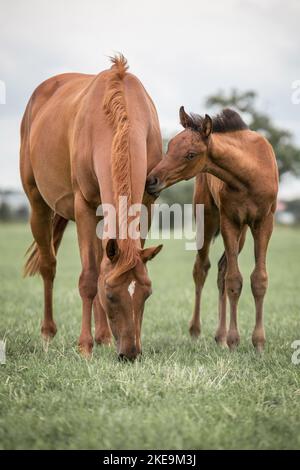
106, 292, 116, 303
186, 152, 197, 161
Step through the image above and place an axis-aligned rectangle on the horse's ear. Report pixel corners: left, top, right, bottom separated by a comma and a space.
179, 106, 193, 129
106, 239, 119, 263
141, 244, 163, 263
202, 114, 213, 138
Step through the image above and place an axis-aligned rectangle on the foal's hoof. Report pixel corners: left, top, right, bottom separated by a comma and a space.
41, 322, 57, 343
252, 331, 265, 353
189, 322, 201, 338
215, 333, 228, 348
226, 331, 240, 350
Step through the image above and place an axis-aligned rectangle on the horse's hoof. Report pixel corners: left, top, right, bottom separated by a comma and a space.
78, 338, 94, 358
95, 335, 112, 346
189, 323, 201, 339
78, 345, 93, 358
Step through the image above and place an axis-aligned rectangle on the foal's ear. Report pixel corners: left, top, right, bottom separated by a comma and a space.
179, 106, 194, 129
106, 239, 119, 263
141, 244, 163, 263
202, 114, 213, 138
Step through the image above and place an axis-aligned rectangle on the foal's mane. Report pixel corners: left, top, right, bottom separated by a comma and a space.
103, 54, 138, 278
187, 108, 248, 133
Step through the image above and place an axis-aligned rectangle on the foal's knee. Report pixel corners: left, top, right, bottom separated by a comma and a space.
226, 272, 243, 299
251, 270, 268, 299
193, 254, 210, 284
79, 269, 98, 300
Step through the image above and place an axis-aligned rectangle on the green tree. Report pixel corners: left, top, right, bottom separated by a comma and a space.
206, 89, 300, 179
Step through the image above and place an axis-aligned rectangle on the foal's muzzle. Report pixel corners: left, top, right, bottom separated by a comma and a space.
146, 176, 162, 197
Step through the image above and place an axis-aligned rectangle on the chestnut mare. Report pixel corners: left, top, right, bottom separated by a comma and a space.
20, 55, 163, 360
147, 107, 278, 351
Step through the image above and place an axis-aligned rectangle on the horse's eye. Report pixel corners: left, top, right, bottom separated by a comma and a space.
186, 153, 197, 161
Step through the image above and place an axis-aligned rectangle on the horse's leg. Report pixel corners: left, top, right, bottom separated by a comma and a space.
215, 226, 247, 346
221, 216, 243, 350
28, 186, 57, 341
141, 191, 156, 248
94, 296, 112, 345
94, 239, 112, 345
250, 215, 274, 352
75, 192, 98, 356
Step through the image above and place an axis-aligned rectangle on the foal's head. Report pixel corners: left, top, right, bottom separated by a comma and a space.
99, 239, 162, 361
146, 106, 212, 195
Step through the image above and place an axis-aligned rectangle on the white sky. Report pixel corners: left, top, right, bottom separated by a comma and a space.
0, 0, 300, 189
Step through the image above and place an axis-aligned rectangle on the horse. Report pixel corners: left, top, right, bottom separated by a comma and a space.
20, 54, 163, 360
146, 107, 278, 351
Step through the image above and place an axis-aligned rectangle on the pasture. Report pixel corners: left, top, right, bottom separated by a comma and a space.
0, 222, 300, 450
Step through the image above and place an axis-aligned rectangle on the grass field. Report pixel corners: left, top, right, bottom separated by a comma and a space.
0, 223, 300, 450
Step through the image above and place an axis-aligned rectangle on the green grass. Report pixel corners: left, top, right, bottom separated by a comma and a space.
0, 223, 300, 450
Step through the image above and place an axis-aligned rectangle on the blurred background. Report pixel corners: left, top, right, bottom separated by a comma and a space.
0, 0, 300, 224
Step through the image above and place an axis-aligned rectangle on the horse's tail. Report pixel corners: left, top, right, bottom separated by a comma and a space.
23, 214, 68, 277
103, 54, 138, 277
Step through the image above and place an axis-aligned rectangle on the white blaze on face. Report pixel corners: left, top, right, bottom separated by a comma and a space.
128, 280, 136, 298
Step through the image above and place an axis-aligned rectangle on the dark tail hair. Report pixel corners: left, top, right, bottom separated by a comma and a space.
23, 214, 68, 277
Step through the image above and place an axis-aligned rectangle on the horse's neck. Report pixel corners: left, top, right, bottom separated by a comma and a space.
206, 132, 252, 190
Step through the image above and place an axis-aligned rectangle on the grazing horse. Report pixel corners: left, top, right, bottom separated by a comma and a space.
146, 107, 278, 351
20, 55, 163, 360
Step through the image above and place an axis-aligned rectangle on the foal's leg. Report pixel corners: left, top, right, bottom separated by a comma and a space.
215, 227, 247, 346
75, 192, 98, 356
221, 217, 243, 350
189, 176, 219, 338
28, 186, 57, 340
215, 252, 227, 346
250, 215, 274, 352
189, 215, 218, 338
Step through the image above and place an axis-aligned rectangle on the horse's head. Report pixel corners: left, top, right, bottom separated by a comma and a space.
146, 106, 212, 196
99, 239, 162, 361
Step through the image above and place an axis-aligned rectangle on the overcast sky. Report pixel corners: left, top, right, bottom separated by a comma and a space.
0, 0, 299, 189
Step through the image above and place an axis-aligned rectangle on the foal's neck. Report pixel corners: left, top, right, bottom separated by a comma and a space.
205, 131, 250, 190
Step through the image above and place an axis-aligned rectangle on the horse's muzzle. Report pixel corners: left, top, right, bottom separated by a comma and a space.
118, 347, 141, 362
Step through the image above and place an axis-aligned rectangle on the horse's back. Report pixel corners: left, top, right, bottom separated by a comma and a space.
20, 72, 98, 218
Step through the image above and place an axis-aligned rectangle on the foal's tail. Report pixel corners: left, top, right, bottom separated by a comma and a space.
23, 214, 69, 277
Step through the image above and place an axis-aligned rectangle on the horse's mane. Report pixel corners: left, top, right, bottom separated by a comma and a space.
187, 108, 248, 133
103, 54, 138, 278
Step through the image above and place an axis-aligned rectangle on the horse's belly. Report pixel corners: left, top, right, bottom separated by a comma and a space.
31, 152, 75, 220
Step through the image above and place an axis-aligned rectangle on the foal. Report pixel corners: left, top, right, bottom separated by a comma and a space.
147, 107, 278, 351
